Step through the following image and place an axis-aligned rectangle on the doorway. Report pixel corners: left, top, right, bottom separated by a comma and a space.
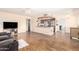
27, 19, 31, 32
57, 19, 66, 32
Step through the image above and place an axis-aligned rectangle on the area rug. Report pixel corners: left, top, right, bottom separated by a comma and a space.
18, 39, 29, 49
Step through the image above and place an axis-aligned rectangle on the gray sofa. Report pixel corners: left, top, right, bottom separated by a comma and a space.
0, 32, 18, 51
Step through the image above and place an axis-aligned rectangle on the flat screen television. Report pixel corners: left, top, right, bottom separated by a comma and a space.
3, 22, 18, 29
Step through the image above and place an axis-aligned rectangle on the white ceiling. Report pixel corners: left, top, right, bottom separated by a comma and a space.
0, 8, 78, 16
0, 8, 30, 16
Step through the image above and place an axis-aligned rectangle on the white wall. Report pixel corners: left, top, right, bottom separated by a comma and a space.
0, 9, 78, 35
73, 10, 79, 27
0, 18, 18, 32
0, 11, 28, 33
30, 9, 78, 35
30, 17, 54, 35
53, 10, 77, 33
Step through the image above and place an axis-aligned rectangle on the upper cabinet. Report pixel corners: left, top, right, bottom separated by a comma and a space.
37, 14, 56, 27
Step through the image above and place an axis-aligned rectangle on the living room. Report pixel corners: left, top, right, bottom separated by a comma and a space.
0, 8, 79, 51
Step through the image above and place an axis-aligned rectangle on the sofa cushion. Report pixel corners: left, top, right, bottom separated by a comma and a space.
0, 32, 10, 36
0, 39, 14, 47
0, 35, 12, 41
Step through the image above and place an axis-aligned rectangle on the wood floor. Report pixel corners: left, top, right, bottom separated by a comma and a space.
17, 32, 79, 51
